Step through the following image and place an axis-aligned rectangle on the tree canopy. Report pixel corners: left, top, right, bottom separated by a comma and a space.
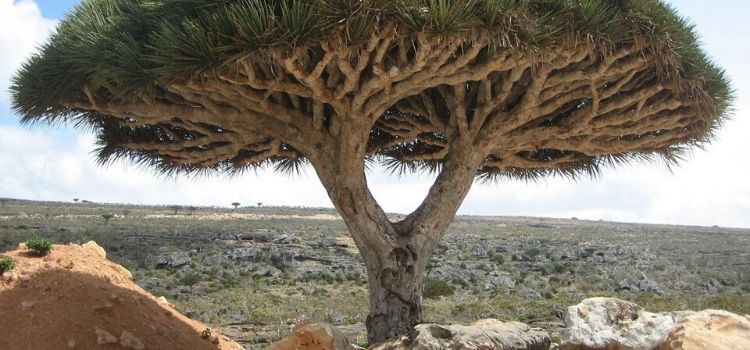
11, 0, 732, 182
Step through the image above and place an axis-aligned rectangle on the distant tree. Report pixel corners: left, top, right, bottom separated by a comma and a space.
256, 202, 263, 208
73, 198, 79, 203
231, 202, 240, 210
11, 0, 731, 342
186, 206, 197, 215
101, 213, 115, 225
0, 199, 8, 207
168, 205, 182, 215
81, 200, 91, 204
122, 209, 130, 218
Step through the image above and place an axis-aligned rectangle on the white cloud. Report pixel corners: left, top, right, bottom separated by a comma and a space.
0, 126, 332, 208
0, 0, 57, 106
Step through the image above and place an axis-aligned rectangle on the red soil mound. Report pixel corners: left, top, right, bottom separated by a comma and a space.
0, 242, 244, 350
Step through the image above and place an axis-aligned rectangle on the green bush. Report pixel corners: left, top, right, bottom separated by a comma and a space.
179, 273, 202, 287
424, 277, 455, 299
0, 256, 14, 274
491, 253, 505, 265
25, 237, 52, 257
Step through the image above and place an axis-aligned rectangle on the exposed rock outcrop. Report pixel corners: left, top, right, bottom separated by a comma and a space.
560, 298, 750, 350
268, 322, 353, 350
658, 310, 750, 350
560, 297, 685, 350
0, 242, 243, 350
369, 319, 551, 350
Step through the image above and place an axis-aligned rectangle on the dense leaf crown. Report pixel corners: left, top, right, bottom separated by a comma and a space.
11, 0, 732, 180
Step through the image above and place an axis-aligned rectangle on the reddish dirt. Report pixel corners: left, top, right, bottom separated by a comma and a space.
0, 242, 244, 350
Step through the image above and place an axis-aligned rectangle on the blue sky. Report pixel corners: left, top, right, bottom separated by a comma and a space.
1, 0, 749, 228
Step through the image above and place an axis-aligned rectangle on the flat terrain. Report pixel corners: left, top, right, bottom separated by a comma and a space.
1, 199, 748, 348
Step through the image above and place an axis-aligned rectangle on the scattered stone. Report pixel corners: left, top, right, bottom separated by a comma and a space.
92, 302, 114, 312
20, 300, 35, 311
57, 258, 74, 269
147, 250, 191, 269
560, 298, 689, 350
210, 335, 221, 344
96, 328, 118, 345
483, 271, 515, 291
268, 322, 351, 350
1, 272, 17, 282
67, 339, 76, 348
120, 330, 145, 350
370, 319, 550, 350
274, 234, 301, 245
157, 296, 174, 308
658, 310, 750, 350
617, 275, 661, 294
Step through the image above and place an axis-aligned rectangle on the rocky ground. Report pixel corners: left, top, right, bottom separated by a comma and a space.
0, 199, 748, 348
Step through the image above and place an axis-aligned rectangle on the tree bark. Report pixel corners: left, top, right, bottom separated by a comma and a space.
364, 236, 428, 344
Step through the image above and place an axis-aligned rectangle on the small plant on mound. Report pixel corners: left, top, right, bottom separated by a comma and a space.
423, 277, 455, 299
201, 328, 212, 339
0, 256, 14, 274
25, 237, 52, 257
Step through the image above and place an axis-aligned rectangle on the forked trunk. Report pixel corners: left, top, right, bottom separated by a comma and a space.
313, 137, 482, 344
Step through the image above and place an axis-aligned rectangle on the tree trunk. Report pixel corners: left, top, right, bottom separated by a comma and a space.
312, 133, 483, 344
363, 236, 429, 344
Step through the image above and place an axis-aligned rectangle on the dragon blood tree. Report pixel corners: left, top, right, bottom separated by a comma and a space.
12, 0, 731, 343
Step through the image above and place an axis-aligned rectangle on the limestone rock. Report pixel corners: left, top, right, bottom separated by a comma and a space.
57, 258, 75, 269
20, 300, 35, 311
120, 330, 145, 350
369, 319, 550, 350
560, 298, 690, 350
268, 322, 352, 350
95, 328, 118, 345
81, 241, 106, 258
658, 310, 750, 350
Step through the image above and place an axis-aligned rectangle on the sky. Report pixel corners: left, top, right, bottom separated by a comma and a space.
1, 0, 749, 228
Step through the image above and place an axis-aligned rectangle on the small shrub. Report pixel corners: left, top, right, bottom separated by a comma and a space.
491, 253, 505, 265
101, 213, 114, 224
478, 263, 491, 272
201, 328, 212, 338
179, 273, 202, 287
0, 256, 14, 274
525, 247, 542, 258
424, 277, 455, 299
26, 237, 52, 257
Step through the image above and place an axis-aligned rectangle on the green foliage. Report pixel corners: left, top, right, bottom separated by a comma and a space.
25, 237, 52, 257
491, 253, 504, 265
0, 256, 15, 274
11, 0, 730, 120
424, 277, 455, 299
101, 213, 115, 224
525, 247, 542, 258
179, 273, 202, 287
